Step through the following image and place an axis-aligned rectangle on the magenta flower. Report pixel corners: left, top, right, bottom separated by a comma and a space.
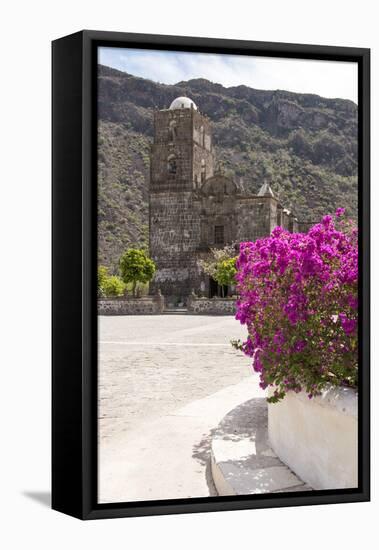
347, 295, 358, 310
335, 207, 346, 218
293, 340, 306, 352
339, 313, 357, 335
235, 210, 358, 402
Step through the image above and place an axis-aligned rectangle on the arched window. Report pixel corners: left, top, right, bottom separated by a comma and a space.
169, 119, 177, 142
167, 154, 177, 175
200, 125, 205, 147
201, 158, 206, 183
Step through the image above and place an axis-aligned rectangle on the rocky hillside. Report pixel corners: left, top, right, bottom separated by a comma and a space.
98, 64, 358, 272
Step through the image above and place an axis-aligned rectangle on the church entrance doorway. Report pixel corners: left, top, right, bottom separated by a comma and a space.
209, 277, 228, 298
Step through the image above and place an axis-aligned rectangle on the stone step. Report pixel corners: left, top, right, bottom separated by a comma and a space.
210, 395, 313, 495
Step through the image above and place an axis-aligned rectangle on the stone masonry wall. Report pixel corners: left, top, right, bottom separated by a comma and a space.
98, 296, 236, 315
149, 101, 305, 304
98, 296, 164, 315
150, 106, 217, 301
236, 197, 275, 242
187, 297, 237, 315
150, 190, 201, 299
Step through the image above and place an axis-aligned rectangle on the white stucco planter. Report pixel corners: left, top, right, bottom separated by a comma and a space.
268, 386, 358, 490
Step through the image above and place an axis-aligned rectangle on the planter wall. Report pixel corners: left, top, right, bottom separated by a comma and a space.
268, 386, 358, 490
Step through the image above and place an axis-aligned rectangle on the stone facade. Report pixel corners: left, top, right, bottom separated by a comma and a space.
149, 97, 302, 305
187, 297, 237, 315
98, 295, 164, 315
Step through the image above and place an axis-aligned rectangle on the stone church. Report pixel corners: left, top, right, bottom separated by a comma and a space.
149, 96, 301, 305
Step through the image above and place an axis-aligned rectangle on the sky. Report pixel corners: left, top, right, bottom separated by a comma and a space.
99, 47, 358, 103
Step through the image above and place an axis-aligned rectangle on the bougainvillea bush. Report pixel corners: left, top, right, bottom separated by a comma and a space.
235, 209, 358, 403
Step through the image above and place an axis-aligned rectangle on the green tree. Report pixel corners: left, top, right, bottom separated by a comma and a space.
197, 244, 236, 280
198, 245, 237, 297
98, 265, 125, 297
119, 249, 156, 297
98, 265, 109, 297
103, 275, 126, 297
214, 257, 237, 296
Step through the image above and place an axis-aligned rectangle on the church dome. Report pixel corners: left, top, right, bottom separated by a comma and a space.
169, 96, 197, 110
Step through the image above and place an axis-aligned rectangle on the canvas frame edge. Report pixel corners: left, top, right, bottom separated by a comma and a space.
52, 29, 370, 520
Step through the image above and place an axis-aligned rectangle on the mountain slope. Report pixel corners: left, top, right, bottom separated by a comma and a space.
98, 64, 358, 272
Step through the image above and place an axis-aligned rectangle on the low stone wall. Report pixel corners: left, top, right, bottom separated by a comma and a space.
98, 296, 164, 315
187, 297, 236, 315
98, 295, 237, 315
268, 386, 358, 490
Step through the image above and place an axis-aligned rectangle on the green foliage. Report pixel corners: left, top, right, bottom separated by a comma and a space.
98, 265, 108, 295
198, 246, 237, 297
230, 338, 243, 351
103, 275, 126, 297
98, 265, 126, 297
198, 244, 236, 280
119, 248, 156, 296
214, 257, 237, 287
125, 281, 149, 296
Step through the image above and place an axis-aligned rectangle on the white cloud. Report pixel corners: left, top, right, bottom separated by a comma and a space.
99, 47, 357, 103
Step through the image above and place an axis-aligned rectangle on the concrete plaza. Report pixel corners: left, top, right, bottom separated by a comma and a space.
98, 315, 252, 441
98, 314, 252, 502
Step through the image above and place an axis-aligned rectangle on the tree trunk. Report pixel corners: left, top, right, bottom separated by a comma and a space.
132, 280, 137, 297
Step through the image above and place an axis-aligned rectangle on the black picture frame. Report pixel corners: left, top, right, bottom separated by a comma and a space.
52, 30, 370, 520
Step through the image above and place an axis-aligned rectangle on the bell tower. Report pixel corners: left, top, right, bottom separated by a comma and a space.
150, 96, 214, 191
149, 97, 214, 304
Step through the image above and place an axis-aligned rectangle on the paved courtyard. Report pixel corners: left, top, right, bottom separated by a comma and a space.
98, 314, 252, 502
99, 314, 251, 441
